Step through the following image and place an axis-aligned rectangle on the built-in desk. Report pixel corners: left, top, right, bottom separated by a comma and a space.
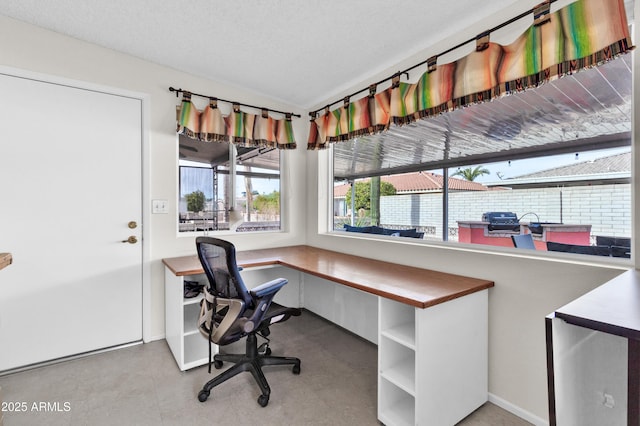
163, 245, 493, 425
163, 245, 493, 308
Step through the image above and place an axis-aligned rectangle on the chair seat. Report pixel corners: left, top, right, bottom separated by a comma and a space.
262, 302, 301, 324
248, 303, 301, 336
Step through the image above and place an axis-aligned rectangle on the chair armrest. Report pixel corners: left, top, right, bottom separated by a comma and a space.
250, 278, 288, 299
244, 278, 289, 334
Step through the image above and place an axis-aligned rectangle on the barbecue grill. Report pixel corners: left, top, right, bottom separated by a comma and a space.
482, 212, 520, 232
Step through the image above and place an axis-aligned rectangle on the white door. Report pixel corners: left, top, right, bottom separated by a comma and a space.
0, 72, 143, 371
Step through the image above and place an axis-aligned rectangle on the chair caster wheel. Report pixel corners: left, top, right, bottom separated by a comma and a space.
258, 343, 272, 356
292, 363, 301, 375
198, 390, 210, 402
213, 360, 223, 369
257, 394, 269, 407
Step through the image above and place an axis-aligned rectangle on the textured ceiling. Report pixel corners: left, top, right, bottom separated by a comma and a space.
0, 0, 540, 109
1, 0, 633, 172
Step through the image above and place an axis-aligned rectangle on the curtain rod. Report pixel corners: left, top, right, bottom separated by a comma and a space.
309, 0, 557, 117
169, 87, 301, 118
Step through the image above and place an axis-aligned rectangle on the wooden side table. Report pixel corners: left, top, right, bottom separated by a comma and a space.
0, 253, 12, 270
547, 269, 640, 425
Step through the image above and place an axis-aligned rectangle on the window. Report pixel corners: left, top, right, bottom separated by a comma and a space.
179, 137, 281, 233
332, 55, 632, 258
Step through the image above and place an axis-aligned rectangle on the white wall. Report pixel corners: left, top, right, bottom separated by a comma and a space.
0, 15, 308, 341
305, 0, 637, 423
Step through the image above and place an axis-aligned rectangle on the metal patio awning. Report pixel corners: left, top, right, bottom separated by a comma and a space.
333, 54, 632, 180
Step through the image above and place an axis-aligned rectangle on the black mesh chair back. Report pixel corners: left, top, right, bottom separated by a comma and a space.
197, 237, 251, 306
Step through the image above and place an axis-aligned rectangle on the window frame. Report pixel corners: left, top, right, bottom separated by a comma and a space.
177, 144, 283, 237
327, 142, 633, 264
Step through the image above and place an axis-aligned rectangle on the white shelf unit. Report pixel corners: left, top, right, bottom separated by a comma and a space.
548, 316, 628, 425
378, 290, 488, 426
164, 268, 215, 371
164, 264, 301, 371
379, 298, 416, 426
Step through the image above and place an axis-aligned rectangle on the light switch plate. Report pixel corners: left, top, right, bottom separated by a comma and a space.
152, 199, 168, 214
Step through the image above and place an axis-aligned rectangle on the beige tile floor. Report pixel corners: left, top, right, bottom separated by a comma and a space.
0, 311, 531, 426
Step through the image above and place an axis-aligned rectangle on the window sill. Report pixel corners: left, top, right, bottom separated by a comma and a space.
326, 230, 632, 270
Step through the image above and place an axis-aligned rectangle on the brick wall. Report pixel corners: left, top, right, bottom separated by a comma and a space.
380, 184, 631, 240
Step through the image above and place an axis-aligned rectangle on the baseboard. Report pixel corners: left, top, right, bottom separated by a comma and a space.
144, 333, 165, 343
488, 393, 549, 426
0, 341, 143, 377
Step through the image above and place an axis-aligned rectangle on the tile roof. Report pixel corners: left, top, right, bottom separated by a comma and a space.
333, 152, 631, 197
512, 152, 630, 179
334, 172, 488, 197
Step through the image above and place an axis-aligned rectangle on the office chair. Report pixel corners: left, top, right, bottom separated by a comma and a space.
511, 234, 536, 249
195, 237, 301, 407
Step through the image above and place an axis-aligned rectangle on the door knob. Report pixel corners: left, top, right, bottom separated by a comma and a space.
122, 236, 138, 244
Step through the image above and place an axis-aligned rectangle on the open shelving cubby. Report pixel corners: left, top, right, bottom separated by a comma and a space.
378, 298, 416, 425
165, 269, 214, 370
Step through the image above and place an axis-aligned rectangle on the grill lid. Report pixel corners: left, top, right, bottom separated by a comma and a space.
482, 212, 520, 232
482, 212, 518, 222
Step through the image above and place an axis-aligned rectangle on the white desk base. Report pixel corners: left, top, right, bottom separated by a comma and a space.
164, 263, 488, 425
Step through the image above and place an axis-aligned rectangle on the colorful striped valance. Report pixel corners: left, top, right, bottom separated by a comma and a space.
307, 0, 633, 150
177, 94, 297, 149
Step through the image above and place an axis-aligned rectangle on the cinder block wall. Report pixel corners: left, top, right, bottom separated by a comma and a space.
380, 183, 631, 240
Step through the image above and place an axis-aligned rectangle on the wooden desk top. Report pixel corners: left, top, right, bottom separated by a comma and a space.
555, 268, 640, 340
163, 245, 493, 309
0, 253, 12, 271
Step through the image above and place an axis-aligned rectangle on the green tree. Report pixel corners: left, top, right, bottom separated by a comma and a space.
451, 166, 490, 181
244, 175, 254, 221
254, 191, 280, 215
345, 181, 396, 211
185, 190, 205, 212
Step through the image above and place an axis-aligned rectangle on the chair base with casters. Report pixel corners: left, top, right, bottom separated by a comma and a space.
198, 327, 301, 407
